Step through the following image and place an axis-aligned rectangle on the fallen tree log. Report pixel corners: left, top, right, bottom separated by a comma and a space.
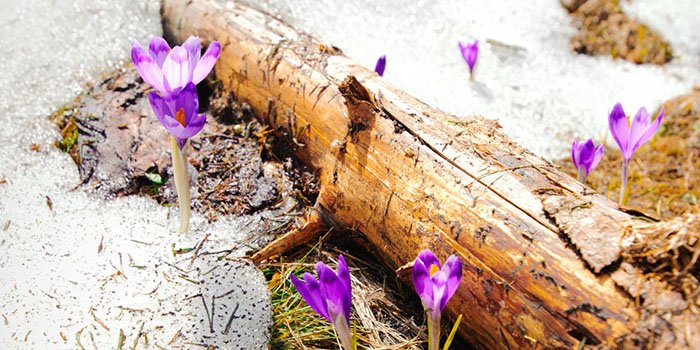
162, 1, 661, 348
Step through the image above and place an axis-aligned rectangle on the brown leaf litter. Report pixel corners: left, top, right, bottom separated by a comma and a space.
562, 0, 673, 65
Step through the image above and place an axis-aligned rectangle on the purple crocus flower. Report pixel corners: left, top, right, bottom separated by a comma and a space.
291, 255, 353, 350
412, 250, 462, 350
458, 40, 479, 78
608, 102, 664, 204
147, 82, 206, 150
571, 138, 604, 183
374, 55, 386, 76
131, 36, 221, 94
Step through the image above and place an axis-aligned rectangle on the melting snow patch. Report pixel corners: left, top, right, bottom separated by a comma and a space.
0, 0, 273, 348
243, 0, 700, 159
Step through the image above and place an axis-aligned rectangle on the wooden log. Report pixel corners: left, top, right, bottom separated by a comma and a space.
162, 1, 644, 348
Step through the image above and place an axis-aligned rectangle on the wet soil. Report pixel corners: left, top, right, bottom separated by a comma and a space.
563, 0, 673, 65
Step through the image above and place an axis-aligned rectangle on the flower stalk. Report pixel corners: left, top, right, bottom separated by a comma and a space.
427, 313, 441, 350
619, 159, 629, 205
170, 136, 191, 233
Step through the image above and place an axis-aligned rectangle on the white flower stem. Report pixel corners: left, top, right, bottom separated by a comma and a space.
619, 159, 629, 206
576, 166, 587, 184
171, 136, 191, 233
332, 315, 354, 350
427, 314, 440, 350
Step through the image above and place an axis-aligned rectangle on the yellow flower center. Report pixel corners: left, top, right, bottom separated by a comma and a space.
429, 264, 440, 277
175, 108, 186, 127
626, 115, 631, 128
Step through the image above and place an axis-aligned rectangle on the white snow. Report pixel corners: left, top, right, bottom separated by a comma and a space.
0, 0, 273, 349
244, 0, 700, 159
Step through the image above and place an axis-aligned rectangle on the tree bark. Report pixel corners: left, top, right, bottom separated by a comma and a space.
162, 1, 643, 348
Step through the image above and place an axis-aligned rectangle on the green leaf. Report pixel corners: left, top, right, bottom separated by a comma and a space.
145, 172, 164, 185
442, 314, 462, 350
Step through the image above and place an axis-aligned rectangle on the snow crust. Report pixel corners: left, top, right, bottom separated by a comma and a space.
0, 1, 272, 348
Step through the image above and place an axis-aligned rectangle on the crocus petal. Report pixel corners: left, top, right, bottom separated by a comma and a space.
608, 103, 630, 159
176, 138, 187, 150
590, 144, 604, 171
160, 114, 187, 137
291, 273, 330, 321
627, 107, 651, 157
635, 107, 664, 154
374, 55, 386, 76
466, 41, 479, 71
148, 37, 171, 68
147, 92, 168, 126
417, 250, 440, 270
172, 83, 200, 124
132, 40, 166, 92
178, 113, 206, 140
162, 46, 191, 91
579, 139, 596, 169
458, 42, 468, 61
571, 138, 580, 168
336, 255, 352, 319
438, 255, 462, 312
182, 36, 202, 74
412, 257, 431, 300
192, 41, 221, 84
429, 270, 448, 317
317, 262, 350, 321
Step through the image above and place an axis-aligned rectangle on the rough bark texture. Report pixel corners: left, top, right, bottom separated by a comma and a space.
161, 1, 650, 348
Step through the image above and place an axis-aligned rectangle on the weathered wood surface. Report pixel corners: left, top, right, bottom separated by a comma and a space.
162, 1, 647, 348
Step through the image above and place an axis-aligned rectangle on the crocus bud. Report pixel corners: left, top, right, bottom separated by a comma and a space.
571, 138, 604, 183
374, 55, 387, 76
412, 250, 462, 350
291, 255, 354, 350
458, 40, 479, 78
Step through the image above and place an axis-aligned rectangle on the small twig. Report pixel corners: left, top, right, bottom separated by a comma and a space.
90, 308, 110, 332
188, 233, 211, 268
167, 328, 182, 345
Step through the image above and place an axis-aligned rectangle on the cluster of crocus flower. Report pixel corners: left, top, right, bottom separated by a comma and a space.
571, 102, 664, 205
131, 36, 221, 232
291, 250, 462, 350
458, 40, 479, 80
